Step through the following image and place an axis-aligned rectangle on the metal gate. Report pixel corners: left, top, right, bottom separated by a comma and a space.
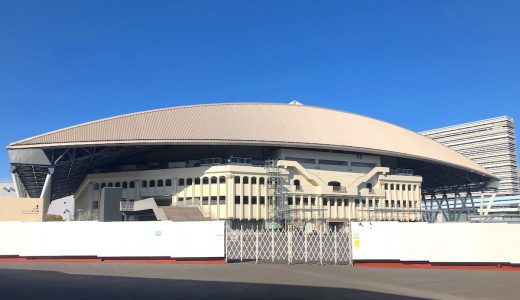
226, 225, 352, 265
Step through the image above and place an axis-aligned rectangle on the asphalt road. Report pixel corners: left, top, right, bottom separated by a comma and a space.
0, 262, 518, 300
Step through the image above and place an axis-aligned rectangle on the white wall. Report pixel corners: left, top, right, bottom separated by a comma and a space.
352, 222, 520, 264
0, 221, 225, 258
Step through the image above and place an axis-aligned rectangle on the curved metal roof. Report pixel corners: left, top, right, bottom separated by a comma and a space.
9, 102, 494, 178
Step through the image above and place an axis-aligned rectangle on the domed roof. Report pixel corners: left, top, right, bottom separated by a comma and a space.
9, 102, 493, 178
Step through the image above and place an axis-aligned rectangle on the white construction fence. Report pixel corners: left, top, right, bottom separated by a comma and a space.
352, 222, 520, 265
0, 221, 225, 258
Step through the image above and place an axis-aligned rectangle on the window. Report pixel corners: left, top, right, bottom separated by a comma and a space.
202, 177, 209, 184
187, 178, 193, 185
211, 176, 217, 184
122, 181, 128, 189
330, 199, 335, 206
390, 184, 394, 190
296, 197, 301, 205
202, 197, 209, 205
219, 196, 226, 204
165, 179, 172, 187
323, 198, 328, 206
115, 182, 120, 188
219, 176, 226, 184
94, 183, 99, 190
311, 198, 316, 206
243, 177, 249, 184
93, 201, 99, 209
303, 198, 308, 206
375, 200, 379, 206
294, 179, 300, 186
195, 178, 201, 185
259, 177, 265, 185
319, 159, 348, 166
211, 196, 217, 204
251, 177, 257, 184
149, 180, 155, 187
130, 181, 135, 188
402, 184, 406, 191
344, 199, 349, 206
403, 201, 407, 208
287, 197, 293, 205
409, 201, 413, 208
157, 179, 163, 187
108, 182, 113, 187
178, 179, 185, 186
252, 196, 257, 204
234, 177, 241, 184
355, 199, 359, 207
141, 181, 147, 188
260, 196, 265, 205
351, 162, 375, 168
362, 199, 366, 207
366, 183, 372, 190
356, 154, 363, 159
396, 184, 400, 191
243, 196, 249, 204
391, 200, 395, 207
385, 200, 389, 207
235, 196, 240, 204
178, 197, 184, 202
368, 200, 373, 207
384, 183, 388, 190
328, 181, 340, 187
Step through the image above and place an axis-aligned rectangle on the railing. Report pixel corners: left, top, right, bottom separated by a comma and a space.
390, 168, 414, 176
120, 201, 134, 211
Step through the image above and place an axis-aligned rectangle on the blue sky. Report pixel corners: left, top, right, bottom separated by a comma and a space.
1, 0, 519, 180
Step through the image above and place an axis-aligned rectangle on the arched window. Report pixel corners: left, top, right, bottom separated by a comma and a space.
165, 179, 172, 187
141, 181, 147, 188
149, 180, 155, 187
211, 176, 217, 184
243, 177, 249, 184
129, 181, 135, 188
294, 179, 300, 186
115, 182, 120, 187
195, 178, 201, 185
122, 181, 128, 188
219, 176, 226, 184
251, 177, 257, 184
407, 184, 411, 191
108, 182, 113, 187
396, 184, 400, 190
157, 179, 163, 187
402, 184, 406, 191
234, 176, 241, 184
202, 177, 209, 184
187, 178, 193, 185
93, 183, 99, 190
259, 177, 265, 185
178, 178, 185, 186
101, 183, 106, 189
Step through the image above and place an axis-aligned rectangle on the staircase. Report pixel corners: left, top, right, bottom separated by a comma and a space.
162, 206, 210, 222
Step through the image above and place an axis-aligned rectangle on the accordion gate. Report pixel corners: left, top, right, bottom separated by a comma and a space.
226, 225, 352, 265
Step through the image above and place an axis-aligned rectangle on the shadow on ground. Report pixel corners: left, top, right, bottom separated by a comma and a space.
0, 268, 422, 300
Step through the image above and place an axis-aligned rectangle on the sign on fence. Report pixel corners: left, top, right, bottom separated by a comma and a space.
226, 225, 352, 265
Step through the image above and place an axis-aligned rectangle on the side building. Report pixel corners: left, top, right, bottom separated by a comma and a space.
421, 116, 519, 196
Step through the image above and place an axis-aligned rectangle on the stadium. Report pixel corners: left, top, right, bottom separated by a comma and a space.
6, 102, 498, 228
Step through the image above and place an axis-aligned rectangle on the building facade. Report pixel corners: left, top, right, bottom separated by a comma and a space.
421, 116, 519, 196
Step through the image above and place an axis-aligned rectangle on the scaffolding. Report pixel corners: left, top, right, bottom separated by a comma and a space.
264, 160, 326, 230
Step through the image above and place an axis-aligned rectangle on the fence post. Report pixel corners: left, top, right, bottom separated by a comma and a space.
255, 225, 259, 264
320, 227, 323, 266
271, 227, 275, 263
304, 229, 308, 263
240, 224, 243, 262
334, 227, 338, 265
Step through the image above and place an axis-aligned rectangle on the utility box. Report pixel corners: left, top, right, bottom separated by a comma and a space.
99, 187, 122, 222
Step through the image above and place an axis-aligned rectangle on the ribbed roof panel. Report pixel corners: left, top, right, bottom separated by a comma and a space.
9, 103, 494, 178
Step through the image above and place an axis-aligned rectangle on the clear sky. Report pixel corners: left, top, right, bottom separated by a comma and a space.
1, 0, 519, 180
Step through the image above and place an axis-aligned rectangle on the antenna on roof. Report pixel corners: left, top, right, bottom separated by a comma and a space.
288, 100, 303, 105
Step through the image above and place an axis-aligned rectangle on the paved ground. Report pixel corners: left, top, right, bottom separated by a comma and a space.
0, 262, 519, 299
